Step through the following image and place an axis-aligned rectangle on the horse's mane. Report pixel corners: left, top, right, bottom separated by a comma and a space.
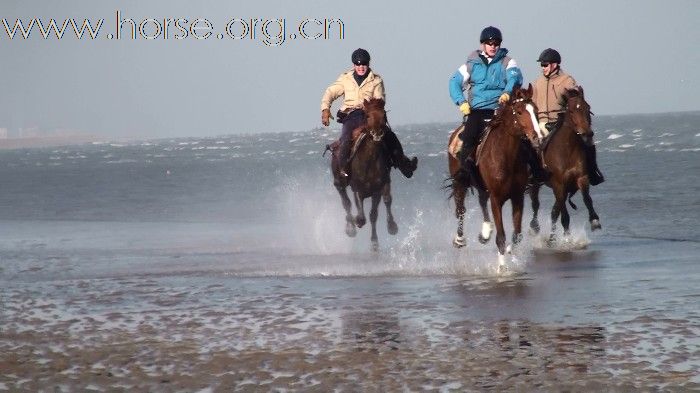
363, 98, 385, 112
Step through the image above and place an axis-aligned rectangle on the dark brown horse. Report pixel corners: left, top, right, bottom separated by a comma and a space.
448, 85, 542, 270
330, 98, 397, 251
529, 87, 601, 243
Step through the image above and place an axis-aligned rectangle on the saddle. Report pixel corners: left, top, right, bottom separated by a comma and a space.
448, 124, 490, 166
323, 127, 368, 160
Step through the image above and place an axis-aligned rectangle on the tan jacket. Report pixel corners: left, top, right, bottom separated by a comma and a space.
320, 69, 385, 112
532, 69, 576, 123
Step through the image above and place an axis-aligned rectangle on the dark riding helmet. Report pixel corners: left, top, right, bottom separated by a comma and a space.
480, 26, 502, 43
351, 48, 370, 65
537, 48, 561, 64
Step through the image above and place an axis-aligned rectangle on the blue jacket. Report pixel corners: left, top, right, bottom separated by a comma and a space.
449, 48, 522, 110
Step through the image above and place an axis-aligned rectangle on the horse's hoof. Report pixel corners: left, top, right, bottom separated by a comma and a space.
388, 220, 398, 235
512, 233, 523, 245
453, 235, 466, 248
591, 219, 602, 231
370, 240, 379, 252
345, 223, 357, 238
529, 220, 540, 234
547, 234, 556, 247
497, 253, 507, 274
356, 216, 366, 228
479, 222, 493, 244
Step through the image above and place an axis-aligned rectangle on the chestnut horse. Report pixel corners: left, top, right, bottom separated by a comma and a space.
529, 87, 601, 243
448, 85, 542, 270
330, 98, 397, 251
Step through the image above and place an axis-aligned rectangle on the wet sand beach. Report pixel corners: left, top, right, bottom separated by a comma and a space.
1, 233, 698, 392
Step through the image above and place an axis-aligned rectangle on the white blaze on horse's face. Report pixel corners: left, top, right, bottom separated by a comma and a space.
525, 103, 543, 140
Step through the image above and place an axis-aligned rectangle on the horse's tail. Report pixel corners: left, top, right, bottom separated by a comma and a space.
442, 172, 474, 201
567, 192, 578, 210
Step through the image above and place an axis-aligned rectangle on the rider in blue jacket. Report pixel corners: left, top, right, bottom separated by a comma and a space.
449, 26, 536, 178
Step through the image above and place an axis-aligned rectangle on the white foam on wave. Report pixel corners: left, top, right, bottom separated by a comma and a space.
607, 133, 624, 140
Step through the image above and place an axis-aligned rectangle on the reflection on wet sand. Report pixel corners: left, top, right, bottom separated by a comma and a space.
0, 275, 698, 391
342, 311, 401, 352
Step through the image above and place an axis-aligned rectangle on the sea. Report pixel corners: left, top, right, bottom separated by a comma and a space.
0, 111, 698, 391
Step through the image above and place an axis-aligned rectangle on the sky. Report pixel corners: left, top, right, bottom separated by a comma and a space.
1, 0, 698, 139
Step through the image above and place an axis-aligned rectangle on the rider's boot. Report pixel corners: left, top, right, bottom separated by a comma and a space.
585, 143, 605, 185
338, 139, 352, 178
397, 156, 418, 178
456, 143, 476, 183
525, 143, 549, 183
385, 130, 417, 178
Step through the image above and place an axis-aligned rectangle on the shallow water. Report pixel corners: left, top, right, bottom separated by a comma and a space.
0, 112, 699, 390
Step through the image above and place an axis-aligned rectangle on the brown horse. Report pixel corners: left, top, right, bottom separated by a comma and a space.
448, 85, 542, 270
330, 98, 398, 251
529, 87, 601, 243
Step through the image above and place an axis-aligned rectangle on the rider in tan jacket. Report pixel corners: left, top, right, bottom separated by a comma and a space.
321, 48, 416, 178
532, 48, 604, 185
321, 69, 384, 114
532, 67, 576, 128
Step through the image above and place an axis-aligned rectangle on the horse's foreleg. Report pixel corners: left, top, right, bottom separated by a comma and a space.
478, 187, 493, 244
561, 199, 571, 237
453, 180, 467, 248
529, 183, 541, 234
383, 183, 398, 235
511, 193, 524, 248
336, 185, 356, 237
549, 185, 566, 245
578, 179, 601, 231
490, 196, 507, 268
369, 194, 381, 251
353, 192, 366, 228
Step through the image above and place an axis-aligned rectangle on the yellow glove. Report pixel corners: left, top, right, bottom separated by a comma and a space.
459, 102, 471, 116
538, 121, 549, 136
498, 92, 510, 104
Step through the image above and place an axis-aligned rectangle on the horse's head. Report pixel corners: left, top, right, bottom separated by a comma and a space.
562, 86, 594, 143
505, 84, 541, 149
363, 98, 387, 141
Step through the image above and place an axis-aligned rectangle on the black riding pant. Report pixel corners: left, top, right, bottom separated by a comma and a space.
460, 109, 495, 153
338, 110, 366, 165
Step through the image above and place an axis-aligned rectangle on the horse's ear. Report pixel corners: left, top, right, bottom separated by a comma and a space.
578, 86, 584, 98
526, 83, 533, 97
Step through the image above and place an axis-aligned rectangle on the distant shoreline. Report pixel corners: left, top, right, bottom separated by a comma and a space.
0, 136, 103, 150
0, 110, 696, 151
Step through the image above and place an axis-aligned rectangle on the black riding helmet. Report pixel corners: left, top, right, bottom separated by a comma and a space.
351, 48, 370, 65
537, 48, 561, 64
480, 26, 502, 43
